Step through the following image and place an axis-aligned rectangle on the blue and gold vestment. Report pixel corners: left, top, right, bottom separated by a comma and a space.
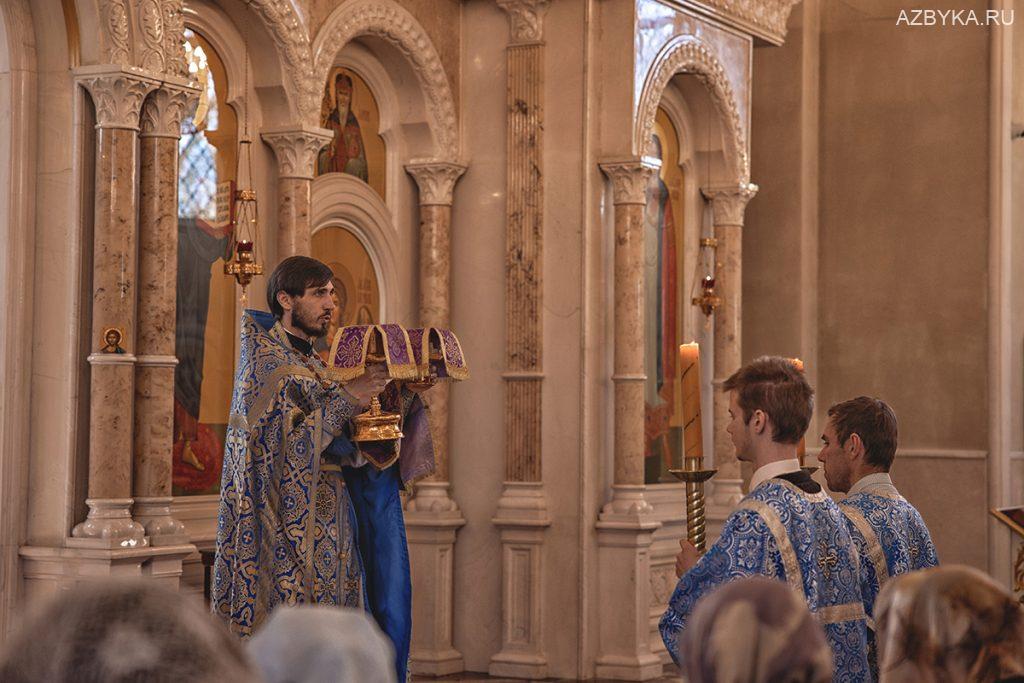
660, 473, 871, 683
840, 477, 938, 677
212, 310, 364, 637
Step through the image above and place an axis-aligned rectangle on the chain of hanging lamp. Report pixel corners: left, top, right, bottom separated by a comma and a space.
223, 0, 263, 307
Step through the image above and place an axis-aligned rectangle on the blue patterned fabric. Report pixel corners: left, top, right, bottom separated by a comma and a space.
213, 310, 363, 637
660, 478, 871, 683
841, 490, 938, 678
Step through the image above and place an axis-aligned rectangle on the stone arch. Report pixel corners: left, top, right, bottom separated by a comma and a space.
310, 0, 458, 157
311, 173, 400, 322
634, 35, 748, 185
243, 0, 312, 122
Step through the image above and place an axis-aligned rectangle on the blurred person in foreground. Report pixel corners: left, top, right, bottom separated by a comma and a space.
248, 606, 396, 683
0, 579, 257, 683
818, 396, 938, 677
677, 576, 833, 683
660, 356, 870, 682
875, 565, 1024, 683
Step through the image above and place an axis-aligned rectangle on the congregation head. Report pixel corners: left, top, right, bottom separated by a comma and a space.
679, 576, 833, 683
0, 579, 257, 683
874, 565, 1024, 683
722, 356, 814, 446
266, 255, 334, 319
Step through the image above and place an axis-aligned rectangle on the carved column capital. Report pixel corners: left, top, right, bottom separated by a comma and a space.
405, 160, 467, 206
140, 84, 199, 138
701, 182, 759, 226
75, 65, 160, 130
599, 157, 661, 205
261, 125, 334, 180
497, 0, 552, 43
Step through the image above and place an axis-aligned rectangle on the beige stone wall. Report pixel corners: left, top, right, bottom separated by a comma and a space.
749, 0, 993, 569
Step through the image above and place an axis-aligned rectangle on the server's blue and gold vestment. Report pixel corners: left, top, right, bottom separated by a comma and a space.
840, 473, 938, 677
213, 311, 436, 683
660, 470, 871, 683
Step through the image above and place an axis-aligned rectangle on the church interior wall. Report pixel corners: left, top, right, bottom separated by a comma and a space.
1010, 0, 1024, 463
749, 0, 994, 570
449, 0, 511, 670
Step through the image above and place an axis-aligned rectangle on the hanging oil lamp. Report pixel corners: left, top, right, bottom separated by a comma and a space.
691, 236, 721, 316
224, 140, 262, 303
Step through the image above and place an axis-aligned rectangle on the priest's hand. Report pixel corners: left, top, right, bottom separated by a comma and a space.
674, 539, 700, 578
404, 377, 437, 394
344, 365, 390, 408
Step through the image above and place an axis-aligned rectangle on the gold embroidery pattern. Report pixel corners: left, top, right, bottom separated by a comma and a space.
814, 601, 866, 624
842, 505, 890, 585
817, 539, 839, 580
739, 499, 804, 593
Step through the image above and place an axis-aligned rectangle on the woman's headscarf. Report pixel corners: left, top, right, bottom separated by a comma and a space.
248, 606, 396, 683
678, 576, 833, 683
0, 579, 257, 682
875, 565, 1024, 682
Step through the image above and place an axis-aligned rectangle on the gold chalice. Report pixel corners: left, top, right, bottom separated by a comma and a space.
351, 331, 403, 443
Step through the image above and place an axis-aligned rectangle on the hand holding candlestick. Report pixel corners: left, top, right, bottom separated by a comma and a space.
669, 343, 717, 553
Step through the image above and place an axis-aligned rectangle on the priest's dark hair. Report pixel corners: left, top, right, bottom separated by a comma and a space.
827, 396, 899, 470
267, 256, 334, 319
723, 356, 814, 445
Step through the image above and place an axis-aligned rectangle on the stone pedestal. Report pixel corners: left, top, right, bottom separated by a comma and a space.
703, 184, 756, 506
405, 482, 465, 676
71, 66, 159, 548
490, 482, 552, 680
261, 125, 333, 260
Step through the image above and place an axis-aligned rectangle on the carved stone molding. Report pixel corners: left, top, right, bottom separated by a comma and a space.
261, 125, 333, 180
247, 0, 315, 122
102, 0, 132, 65
702, 183, 759, 226
163, 0, 188, 78
699, 0, 802, 46
312, 0, 458, 153
140, 85, 197, 138
635, 35, 749, 184
76, 66, 160, 130
496, 0, 551, 44
405, 160, 467, 206
599, 158, 661, 205
138, 0, 166, 73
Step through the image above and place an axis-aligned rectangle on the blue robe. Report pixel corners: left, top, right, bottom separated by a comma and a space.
841, 486, 938, 677
213, 311, 363, 637
660, 473, 871, 682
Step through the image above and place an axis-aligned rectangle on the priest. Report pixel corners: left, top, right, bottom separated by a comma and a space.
659, 357, 870, 682
818, 396, 939, 677
213, 256, 434, 683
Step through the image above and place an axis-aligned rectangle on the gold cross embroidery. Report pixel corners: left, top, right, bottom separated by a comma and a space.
817, 541, 839, 580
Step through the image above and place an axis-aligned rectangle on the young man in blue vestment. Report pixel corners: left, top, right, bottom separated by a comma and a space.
214, 256, 435, 683
660, 357, 871, 682
818, 396, 939, 678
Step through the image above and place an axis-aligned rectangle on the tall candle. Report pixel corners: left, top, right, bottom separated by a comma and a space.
679, 343, 703, 469
791, 358, 806, 465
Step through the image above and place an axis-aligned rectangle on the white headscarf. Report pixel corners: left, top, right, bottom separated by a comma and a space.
248, 606, 396, 683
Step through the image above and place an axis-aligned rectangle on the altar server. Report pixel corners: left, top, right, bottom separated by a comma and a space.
660, 357, 870, 682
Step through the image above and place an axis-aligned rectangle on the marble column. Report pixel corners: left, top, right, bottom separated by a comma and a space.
491, 1, 551, 679
403, 159, 467, 676
702, 183, 757, 509
595, 157, 663, 681
133, 83, 196, 546
260, 125, 333, 261
70, 66, 158, 548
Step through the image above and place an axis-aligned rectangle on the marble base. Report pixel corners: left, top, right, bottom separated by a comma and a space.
595, 492, 663, 682
405, 482, 466, 676
489, 482, 551, 680
19, 543, 195, 606
134, 496, 189, 547
69, 498, 147, 549
706, 477, 744, 514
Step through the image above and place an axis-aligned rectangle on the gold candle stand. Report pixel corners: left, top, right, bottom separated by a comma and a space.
669, 462, 717, 552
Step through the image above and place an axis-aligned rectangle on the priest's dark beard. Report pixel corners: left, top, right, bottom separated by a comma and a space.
292, 305, 330, 338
